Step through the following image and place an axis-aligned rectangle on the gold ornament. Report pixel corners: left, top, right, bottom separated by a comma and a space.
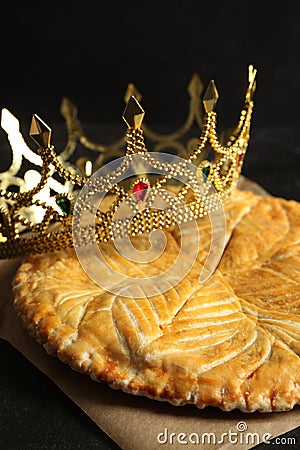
0, 65, 256, 259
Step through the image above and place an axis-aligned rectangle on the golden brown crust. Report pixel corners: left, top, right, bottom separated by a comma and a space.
12, 190, 300, 412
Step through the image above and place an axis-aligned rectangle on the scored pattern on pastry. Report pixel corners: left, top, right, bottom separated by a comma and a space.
12, 190, 300, 412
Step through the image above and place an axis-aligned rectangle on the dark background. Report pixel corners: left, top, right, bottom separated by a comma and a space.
0, 2, 300, 449
0, 1, 299, 200
0, 1, 299, 129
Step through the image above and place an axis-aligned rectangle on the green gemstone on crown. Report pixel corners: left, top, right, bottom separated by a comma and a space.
202, 165, 210, 182
56, 196, 71, 216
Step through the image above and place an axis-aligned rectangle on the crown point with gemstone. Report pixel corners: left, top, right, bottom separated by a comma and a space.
122, 96, 145, 129
29, 114, 52, 148
203, 80, 219, 113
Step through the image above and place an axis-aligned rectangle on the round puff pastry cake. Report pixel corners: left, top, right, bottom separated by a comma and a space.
12, 190, 300, 412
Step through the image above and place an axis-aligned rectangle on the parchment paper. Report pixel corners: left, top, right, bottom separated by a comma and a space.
0, 179, 299, 450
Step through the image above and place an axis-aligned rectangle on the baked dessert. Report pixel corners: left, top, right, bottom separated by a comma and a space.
12, 189, 300, 412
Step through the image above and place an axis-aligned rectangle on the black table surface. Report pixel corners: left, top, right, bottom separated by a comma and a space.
0, 124, 300, 450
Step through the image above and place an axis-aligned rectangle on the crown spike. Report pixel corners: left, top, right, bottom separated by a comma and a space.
246, 64, 257, 101
187, 73, 204, 99
29, 114, 52, 148
203, 80, 219, 113
122, 96, 145, 129
124, 83, 142, 104
60, 97, 78, 119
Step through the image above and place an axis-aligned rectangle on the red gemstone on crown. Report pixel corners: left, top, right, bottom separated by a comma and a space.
133, 180, 149, 202
237, 153, 244, 164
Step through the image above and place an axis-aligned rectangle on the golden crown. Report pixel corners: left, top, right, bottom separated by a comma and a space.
0, 65, 256, 259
